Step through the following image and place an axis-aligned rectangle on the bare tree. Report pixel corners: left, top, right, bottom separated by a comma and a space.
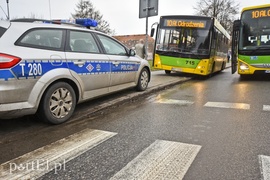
194, 0, 239, 34
72, 0, 114, 35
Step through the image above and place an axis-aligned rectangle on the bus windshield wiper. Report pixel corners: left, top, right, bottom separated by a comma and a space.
184, 51, 200, 59
250, 46, 269, 55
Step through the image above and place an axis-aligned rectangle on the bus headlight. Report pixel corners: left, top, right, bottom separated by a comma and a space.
197, 66, 205, 69
239, 62, 249, 70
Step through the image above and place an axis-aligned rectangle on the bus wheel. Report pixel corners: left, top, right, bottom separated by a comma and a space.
38, 82, 76, 124
221, 62, 226, 71
211, 62, 216, 73
165, 70, 171, 74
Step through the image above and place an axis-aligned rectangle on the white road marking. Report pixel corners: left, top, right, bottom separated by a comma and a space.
263, 105, 270, 111
156, 99, 194, 105
259, 155, 270, 180
155, 99, 270, 112
204, 102, 250, 110
0, 129, 117, 180
110, 140, 201, 180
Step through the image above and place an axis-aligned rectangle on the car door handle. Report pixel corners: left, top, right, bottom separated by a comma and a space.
74, 60, 85, 66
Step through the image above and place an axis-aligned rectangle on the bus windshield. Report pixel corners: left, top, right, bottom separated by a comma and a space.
240, 8, 270, 50
156, 18, 212, 56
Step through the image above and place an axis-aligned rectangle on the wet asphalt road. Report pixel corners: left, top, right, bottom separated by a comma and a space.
0, 70, 189, 164
2, 68, 270, 179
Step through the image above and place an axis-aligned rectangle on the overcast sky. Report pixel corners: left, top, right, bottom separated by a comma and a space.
0, 0, 269, 35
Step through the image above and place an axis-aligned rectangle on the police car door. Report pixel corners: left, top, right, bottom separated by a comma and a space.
96, 34, 140, 91
65, 30, 110, 99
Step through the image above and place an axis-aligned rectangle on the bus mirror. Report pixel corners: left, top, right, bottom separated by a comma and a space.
213, 31, 218, 39
233, 20, 240, 31
150, 28, 155, 37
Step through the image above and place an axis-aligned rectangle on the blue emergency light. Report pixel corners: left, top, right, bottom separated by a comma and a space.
76, 18, 98, 27
53, 18, 98, 28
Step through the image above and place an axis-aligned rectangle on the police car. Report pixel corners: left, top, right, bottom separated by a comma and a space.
0, 18, 151, 124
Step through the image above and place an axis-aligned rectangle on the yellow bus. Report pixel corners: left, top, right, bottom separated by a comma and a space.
231, 4, 270, 77
151, 15, 230, 76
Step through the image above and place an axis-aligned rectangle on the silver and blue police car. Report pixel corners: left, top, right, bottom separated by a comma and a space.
0, 18, 151, 124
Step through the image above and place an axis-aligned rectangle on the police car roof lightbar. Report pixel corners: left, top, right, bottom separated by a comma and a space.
76, 18, 98, 27
57, 18, 98, 28
10, 18, 98, 28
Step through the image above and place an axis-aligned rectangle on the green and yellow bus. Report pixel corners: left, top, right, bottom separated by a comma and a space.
151, 15, 230, 76
231, 4, 270, 77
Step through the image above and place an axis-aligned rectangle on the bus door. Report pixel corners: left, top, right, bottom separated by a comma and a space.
231, 20, 240, 74
150, 24, 159, 67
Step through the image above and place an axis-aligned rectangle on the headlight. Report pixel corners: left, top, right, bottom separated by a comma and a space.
239, 62, 249, 70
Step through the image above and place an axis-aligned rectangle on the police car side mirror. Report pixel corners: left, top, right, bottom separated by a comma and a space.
129, 49, 136, 56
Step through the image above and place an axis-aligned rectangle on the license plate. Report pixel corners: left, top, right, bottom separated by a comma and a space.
265, 70, 270, 73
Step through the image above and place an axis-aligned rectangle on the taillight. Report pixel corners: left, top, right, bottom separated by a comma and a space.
0, 53, 21, 69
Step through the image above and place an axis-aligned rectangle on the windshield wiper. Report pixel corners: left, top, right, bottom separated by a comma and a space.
250, 46, 269, 55
184, 51, 200, 59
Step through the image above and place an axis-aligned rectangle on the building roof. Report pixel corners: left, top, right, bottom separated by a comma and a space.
113, 34, 155, 43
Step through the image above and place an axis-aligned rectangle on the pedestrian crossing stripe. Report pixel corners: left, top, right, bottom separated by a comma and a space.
155, 98, 270, 112
110, 140, 201, 180
259, 155, 270, 180
263, 105, 270, 111
154, 98, 270, 111
156, 99, 194, 105
0, 129, 117, 180
204, 102, 250, 110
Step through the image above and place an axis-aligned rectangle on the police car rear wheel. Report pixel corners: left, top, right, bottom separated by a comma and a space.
38, 82, 76, 124
136, 68, 149, 91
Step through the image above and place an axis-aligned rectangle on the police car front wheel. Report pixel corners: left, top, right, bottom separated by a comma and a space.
38, 82, 76, 124
136, 68, 149, 91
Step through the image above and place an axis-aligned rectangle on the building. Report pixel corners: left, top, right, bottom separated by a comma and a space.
113, 34, 155, 60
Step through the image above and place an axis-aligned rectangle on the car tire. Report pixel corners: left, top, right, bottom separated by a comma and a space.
38, 82, 76, 124
136, 67, 149, 91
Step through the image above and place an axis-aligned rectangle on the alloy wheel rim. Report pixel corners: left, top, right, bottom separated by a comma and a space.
140, 71, 148, 89
49, 88, 73, 118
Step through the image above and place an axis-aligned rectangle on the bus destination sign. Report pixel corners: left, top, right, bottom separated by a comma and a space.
251, 8, 270, 18
164, 19, 206, 28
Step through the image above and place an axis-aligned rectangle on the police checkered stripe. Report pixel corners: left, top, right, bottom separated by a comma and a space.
85, 60, 110, 63
1, 59, 138, 81
77, 71, 135, 75
111, 71, 136, 74
77, 72, 110, 75
0, 70, 16, 81
66, 60, 110, 63
118, 61, 138, 64
18, 76, 37, 80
